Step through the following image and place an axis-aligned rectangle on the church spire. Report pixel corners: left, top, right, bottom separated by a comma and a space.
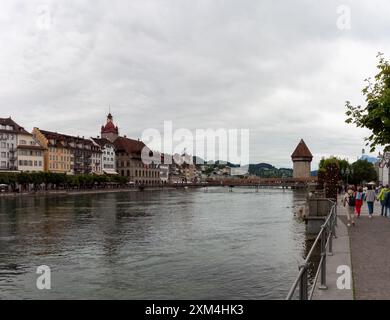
107, 106, 113, 121
101, 110, 119, 142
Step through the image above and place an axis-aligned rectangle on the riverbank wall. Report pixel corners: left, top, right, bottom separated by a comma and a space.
0, 185, 205, 198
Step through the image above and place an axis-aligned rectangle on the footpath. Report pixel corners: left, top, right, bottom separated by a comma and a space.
339, 201, 390, 300
314, 201, 390, 300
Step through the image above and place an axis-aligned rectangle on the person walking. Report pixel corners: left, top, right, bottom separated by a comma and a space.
384, 189, 390, 218
377, 185, 389, 216
355, 187, 364, 218
365, 185, 376, 218
343, 187, 356, 227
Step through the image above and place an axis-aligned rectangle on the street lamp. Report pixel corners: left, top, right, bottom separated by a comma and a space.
378, 152, 390, 168
341, 167, 352, 186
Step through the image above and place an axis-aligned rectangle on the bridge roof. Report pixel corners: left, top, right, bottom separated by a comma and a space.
291, 139, 313, 159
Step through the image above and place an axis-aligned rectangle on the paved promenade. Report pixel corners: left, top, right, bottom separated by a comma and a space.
338, 200, 390, 300
312, 216, 353, 300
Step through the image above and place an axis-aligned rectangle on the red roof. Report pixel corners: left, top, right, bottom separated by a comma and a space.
101, 122, 118, 134
38, 129, 95, 150
291, 139, 313, 159
101, 113, 118, 134
114, 136, 148, 155
0, 117, 30, 135
91, 137, 114, 148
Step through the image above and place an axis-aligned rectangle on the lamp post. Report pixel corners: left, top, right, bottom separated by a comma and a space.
342, 167, 353, 187
346, 167, 350, 186
378, 152, 390, 169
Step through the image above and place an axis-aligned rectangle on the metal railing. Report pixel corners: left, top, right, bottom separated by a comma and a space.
286, 199, 337, 300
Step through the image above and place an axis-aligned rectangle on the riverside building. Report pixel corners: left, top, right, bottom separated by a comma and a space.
0, 117, 44, 172
100, 112, 160, 184
33, 128, 100, 175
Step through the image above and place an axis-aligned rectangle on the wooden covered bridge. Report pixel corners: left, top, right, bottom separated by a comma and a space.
205, 177, 318, 189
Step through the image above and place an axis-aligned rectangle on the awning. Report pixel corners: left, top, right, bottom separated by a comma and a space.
103, 169, 119, 175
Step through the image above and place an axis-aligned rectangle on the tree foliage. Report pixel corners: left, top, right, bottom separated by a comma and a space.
319, 157, 349, 182
318, 157, 377, 185
350, 159, 377, 185
346, 53, 390, 152
318, 158, 340, 199
0, 172, 129, 191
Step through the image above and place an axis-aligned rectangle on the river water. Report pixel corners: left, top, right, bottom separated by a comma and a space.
0, 187, 309, 299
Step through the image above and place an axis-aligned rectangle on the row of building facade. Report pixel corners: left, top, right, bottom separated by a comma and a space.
1, 114, 200, 185
376, 152, 390, 186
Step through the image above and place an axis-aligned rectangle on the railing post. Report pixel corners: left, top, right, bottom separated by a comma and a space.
332, 207, 337, 238
319, 227, 328, 290
328, 224, 333, 256
328, 207, 336, 255
299, 264, 308, 300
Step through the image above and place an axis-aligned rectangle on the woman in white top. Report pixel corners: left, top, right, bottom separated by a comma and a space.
365, 185, 376, 218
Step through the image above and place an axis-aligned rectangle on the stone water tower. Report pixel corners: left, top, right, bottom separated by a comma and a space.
291, 139, 313, 178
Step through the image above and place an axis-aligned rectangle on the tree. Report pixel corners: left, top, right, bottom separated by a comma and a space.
350, 160, 377, 184
346, 53, 390, 152
319, 158, 340, 199
319, 157, 350, 183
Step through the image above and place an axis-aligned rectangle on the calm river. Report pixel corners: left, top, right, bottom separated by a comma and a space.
0, 187, 309, 299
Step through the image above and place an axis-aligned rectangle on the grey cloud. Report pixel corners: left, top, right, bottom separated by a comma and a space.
0, 0, 388, 168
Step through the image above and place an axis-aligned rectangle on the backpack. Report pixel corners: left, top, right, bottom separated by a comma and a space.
348, 195, 356, 207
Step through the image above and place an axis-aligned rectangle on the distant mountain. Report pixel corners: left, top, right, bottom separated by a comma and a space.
248, 163, 293, 178
196, 160, 294, 178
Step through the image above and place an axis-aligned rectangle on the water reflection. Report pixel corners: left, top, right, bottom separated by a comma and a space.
0, 188, 309, 299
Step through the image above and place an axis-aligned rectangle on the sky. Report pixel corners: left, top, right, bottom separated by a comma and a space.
0, 0, 389, 168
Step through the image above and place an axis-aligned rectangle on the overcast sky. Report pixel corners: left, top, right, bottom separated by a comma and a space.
1, 0, 389, 168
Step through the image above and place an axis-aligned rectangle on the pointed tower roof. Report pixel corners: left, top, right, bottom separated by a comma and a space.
101, 112, 118, 135
291, 139, 313, 160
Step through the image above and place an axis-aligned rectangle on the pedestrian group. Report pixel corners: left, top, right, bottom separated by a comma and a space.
343, 184, 390, 227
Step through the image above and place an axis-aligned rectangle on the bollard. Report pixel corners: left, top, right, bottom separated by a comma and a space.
328, 224, 333, 256
319, 227, 328, 290
299, 264, 308, 300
